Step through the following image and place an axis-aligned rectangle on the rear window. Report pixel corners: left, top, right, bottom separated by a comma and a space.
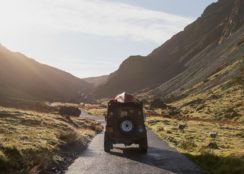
118, 107, 142, 118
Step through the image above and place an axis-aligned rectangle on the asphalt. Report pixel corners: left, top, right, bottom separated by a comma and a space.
65, 114, 204, 174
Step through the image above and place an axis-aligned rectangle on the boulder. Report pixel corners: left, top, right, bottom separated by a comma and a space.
178, 123, 187, 130
59, 106, 81, 117
207, 142, 219, 149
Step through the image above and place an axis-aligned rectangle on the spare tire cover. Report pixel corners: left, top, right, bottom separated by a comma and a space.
120, 120, 133, 133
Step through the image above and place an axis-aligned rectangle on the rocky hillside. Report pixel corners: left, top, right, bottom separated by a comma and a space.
95, 0, 244, 98
0, 44, 91, 103
171, 57, 243, 121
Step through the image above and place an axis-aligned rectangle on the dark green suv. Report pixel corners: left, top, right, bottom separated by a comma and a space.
104, 99, 148, 153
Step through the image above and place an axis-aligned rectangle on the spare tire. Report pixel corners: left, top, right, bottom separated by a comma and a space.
119, 119, 135, 134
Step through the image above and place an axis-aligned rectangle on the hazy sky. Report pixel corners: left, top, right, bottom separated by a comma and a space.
0, 0, 216, 78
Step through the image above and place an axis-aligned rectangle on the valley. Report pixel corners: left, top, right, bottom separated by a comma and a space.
0, 0, 243, 173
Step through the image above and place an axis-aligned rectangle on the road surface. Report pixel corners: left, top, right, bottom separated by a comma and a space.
65, 114, 203, 174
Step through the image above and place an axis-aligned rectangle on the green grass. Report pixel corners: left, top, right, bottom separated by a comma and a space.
0, 106, 103, 174
186, 153, 244, 174
146, 116, 244, 174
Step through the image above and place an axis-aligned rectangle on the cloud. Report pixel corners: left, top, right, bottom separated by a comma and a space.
0, 0, 193, 44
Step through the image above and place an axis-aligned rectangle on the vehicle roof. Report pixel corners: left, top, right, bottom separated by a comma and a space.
108, 100, 142, 108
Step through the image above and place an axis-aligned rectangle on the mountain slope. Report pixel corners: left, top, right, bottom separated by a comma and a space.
0, 44, 91, 103
95, 0, 244, 98
83, 75, 108, 88
170, 56, 244, 121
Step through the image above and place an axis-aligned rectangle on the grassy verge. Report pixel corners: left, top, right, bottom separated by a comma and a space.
80, 103, 107, 117
146, 116, 244, 174
0, 106, 103, 174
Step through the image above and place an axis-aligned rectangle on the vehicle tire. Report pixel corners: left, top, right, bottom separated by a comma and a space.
119, 118, 135, 135
104, 132, 112, 152
139, 136, 148, 153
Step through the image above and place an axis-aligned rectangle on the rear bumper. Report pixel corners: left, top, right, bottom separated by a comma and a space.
107, 133, 147, 145
111, 137, 143, 144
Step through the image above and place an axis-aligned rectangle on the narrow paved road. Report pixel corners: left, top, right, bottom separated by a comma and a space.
65, 114, 203, 174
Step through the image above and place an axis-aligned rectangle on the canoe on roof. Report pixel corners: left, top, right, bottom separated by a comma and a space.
113, 92, 136, 103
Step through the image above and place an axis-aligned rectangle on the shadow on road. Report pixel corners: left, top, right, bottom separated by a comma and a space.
108, 146, 204, 174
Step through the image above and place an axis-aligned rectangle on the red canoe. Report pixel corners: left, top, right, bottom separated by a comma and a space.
113, 92, 136, 103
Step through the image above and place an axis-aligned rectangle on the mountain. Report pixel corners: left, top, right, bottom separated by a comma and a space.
83, 75, 108, 87
95, 0, 244, 98
0, 44, 92, 103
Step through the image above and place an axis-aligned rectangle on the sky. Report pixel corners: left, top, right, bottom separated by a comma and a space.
0, 0, 216, 78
